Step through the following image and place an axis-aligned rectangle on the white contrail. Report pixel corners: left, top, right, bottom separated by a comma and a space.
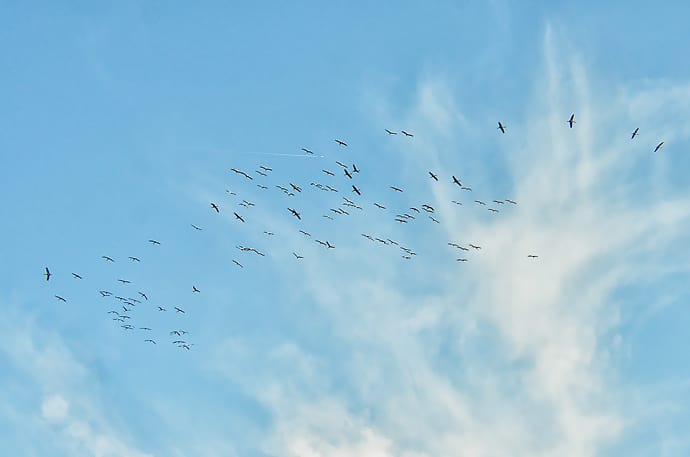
239, 152, 325, 158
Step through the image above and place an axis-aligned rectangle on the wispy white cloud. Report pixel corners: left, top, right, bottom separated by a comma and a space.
208, 23, 690, 457
0, 309, 154, 457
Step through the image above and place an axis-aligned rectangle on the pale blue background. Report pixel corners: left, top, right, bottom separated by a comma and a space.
2, 2, 690, 456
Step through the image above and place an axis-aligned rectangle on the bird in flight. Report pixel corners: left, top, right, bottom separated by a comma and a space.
232, 260, 243, 268
451, 200, 462, 205
352, 164, 360, 173
230, 168, 253, 180
288, 208, 301, 220
335, 161, 347, 168
192, 286, 200, 293
233, 212, 245, 223
456, 258, 468, 262
144, 339, 156, 344
631, 128, 639, 139
469, 244, 481, 250
344, 168, 353, 179
102, 256, 114, 262
497, 122, 506, 133
158, 306, 166, 311
374, 203, 386, 209
55, 295, 66, 302
654, 142, 664, 153
527, 254, 539, 258
211, 203, 220, 213
128, 256, 140, 262
174, 307, 185, 313
429, 216, 440, 223
302, 148, 314, 154
401, 130, 414, 137
335, 139, 348, 147
299, 230, 311, 236
461, 186, 472, 191
138, 292, 148, 300
44, 267, 51, 281
488, 208, 499, 213
322, 169, 335, 176
191, 224, 202, 231
293, 252, 304, 259
117, 279, 131, 284
474, 200, 486, 205
452, 176, 462, 187
148, 239, 161, 245
568, 114, 576, 128
290, 183, 302, 193
260, 165, 272, 172
352, 185, 361, 196
72, 273, 82, 279
390, 186, 403, 192
429, 171, 439, 181
385, 129, 397, 135
99, 290, 112, 297
505, 199, 517, 204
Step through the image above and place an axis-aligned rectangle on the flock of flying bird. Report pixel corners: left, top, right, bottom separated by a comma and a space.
43, 245, 195, 350
42, 114, 664, 350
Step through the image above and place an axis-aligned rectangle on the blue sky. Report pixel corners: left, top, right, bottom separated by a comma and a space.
2, 2, 690, 456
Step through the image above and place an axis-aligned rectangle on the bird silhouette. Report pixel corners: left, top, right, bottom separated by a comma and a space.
288, 208, 301, 220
